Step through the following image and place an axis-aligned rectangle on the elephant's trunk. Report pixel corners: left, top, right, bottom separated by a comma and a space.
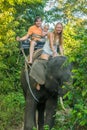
60, 97, 66, 111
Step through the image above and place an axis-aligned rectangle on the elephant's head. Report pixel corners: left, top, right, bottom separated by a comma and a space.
45, 56, 72, 95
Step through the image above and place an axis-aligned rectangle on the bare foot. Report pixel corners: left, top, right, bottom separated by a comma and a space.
36, 84, 40, 90
28, 61, 32, 65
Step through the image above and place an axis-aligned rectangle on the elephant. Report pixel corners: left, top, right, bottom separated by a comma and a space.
21, 50, 72, 130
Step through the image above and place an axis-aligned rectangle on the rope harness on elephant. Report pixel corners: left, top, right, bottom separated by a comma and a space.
20, 42, 40, 102
25, 62, 39, 102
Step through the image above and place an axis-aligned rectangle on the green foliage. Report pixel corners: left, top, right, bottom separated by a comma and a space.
44, 0, 87, 24
33, 127, 37, 130
0, 0, 87, 129
0, 92, 25, 130
44, 125, 50, 130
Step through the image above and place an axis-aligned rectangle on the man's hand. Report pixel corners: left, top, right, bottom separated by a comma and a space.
16, 36, 21, 41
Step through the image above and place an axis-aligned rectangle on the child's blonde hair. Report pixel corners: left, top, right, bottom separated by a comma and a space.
43, 24, 49, 30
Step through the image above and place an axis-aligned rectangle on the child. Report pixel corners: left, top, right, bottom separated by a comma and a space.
42, 24, 49, 37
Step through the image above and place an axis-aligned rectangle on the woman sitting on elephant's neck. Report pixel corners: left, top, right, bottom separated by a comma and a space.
40, 22, 64, 60
36, 22, 64, 90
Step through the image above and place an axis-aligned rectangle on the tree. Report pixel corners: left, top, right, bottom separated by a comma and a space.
44, 0, 87, 24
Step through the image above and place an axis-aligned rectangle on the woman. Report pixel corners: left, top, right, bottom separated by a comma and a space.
30, 22, 64, 90
41, 22, 63, 60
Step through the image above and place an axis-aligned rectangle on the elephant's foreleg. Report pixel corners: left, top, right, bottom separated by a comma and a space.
37, 102, 45, 130
24, 93, 37, 130
44, 97, 57, 129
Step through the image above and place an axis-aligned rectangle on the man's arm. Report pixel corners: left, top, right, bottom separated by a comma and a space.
16, 33, 29, 41
16, 26, 34, 41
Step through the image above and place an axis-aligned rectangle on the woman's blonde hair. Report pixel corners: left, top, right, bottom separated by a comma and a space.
53, 22, 63, 45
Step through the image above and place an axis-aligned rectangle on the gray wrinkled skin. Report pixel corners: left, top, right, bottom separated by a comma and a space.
21, 56, 72, 130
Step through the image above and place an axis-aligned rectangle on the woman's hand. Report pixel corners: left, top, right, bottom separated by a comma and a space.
53, 51, 58, 57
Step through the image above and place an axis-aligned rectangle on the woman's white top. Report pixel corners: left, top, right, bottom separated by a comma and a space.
42, 38, 60, 55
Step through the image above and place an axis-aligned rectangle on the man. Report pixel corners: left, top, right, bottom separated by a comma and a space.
16, 16, 43, 64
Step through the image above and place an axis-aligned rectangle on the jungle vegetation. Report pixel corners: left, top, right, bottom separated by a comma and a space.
0, 0, 87, 130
